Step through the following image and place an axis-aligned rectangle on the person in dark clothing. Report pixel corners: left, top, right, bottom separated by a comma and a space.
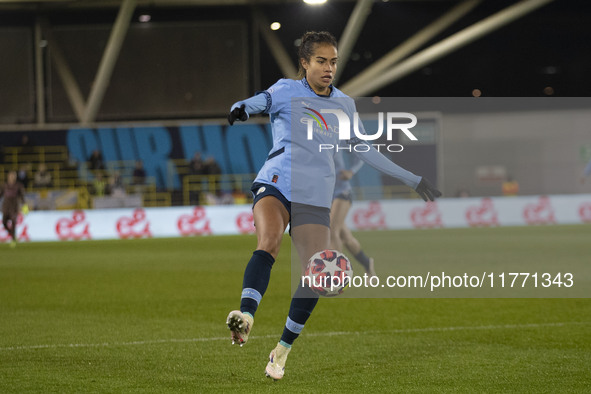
17, 163, 31, 190
132, 160, 147, 185
189, 152, 205, 175
203, 156, 222, 176
1, 171, 26, 247
88, 150, 105, 173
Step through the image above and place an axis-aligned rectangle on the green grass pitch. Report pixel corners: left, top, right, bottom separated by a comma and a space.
1, 225, 590, 393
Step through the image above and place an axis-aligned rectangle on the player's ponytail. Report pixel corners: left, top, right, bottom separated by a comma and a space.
297, 31, 338, 79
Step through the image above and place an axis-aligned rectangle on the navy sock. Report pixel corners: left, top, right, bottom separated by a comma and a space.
279, 284, 319, 347
354, 250, 371, 272
240, 250, 275, 317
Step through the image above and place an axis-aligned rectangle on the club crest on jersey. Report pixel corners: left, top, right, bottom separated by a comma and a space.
272, 175, 279, 183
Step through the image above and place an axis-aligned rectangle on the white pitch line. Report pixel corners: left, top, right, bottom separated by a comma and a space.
1, 321, 588, 352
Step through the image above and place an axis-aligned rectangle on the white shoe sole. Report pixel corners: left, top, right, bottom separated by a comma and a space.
226, 311, 249, 346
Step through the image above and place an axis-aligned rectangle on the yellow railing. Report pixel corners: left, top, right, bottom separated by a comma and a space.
2, 145, 68, 167
182, 173, 256, 206
172, 158, 191, 176
142, 192, 172, 207
1, 146, 422, 207
0, 164, 89, 191
20, 187, 91, 210
352, 185, 417, 200
77, 187, 91, 209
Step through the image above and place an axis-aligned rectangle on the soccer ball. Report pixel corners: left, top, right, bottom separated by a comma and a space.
304, 249, 353, 297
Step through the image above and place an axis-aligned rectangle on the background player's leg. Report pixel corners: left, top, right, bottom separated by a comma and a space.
3, 213, 16, 241
329, 198, 349, 252
2, 215, 10, 235
11, 213, 18, 241
341, 225, 375, 276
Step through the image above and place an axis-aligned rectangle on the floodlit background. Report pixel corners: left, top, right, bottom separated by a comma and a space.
0, 1, 590, 392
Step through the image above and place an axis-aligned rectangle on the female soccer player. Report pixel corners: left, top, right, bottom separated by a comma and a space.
226, 31, 440, 380
1, 170, 26, 248
330, 151, 376, 277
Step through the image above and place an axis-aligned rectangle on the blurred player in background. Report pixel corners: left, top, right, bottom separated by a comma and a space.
330, 151, 376, 277
1, 170, 27, 248
581, 158, 591, 184
226, 31, 441, 380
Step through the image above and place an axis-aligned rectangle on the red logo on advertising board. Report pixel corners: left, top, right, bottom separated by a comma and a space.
116, 208, 152, 239
236, 212, 255, 234
0, 213, 29, 242
177, 207, 212, 236
465, 198, 499, 227
523, 196, 556, 225
578, 202, 591, 223
352, 201, 387, 230
55, 210, 91, 240
410, 202, 442, 228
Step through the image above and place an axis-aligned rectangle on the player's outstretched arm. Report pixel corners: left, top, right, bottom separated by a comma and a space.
228, 93, 269, 125
353, 144, 441, 202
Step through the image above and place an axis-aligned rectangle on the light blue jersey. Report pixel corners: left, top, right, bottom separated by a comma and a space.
234, 78, 352, 208
231, 77, 422, 209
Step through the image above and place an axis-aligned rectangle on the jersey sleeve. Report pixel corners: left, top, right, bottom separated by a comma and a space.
230, 93, 269, 119
230, 79, 293, 118
263, 79, 293, 115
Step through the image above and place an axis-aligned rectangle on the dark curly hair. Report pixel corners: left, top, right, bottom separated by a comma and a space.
296, 31, 338, 79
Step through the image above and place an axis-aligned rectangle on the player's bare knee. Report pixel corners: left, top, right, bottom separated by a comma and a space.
257, 234, 283, 258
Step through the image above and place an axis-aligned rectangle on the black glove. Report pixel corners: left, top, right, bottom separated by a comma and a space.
415, 177, 442, 202
228, 104, 248, 125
